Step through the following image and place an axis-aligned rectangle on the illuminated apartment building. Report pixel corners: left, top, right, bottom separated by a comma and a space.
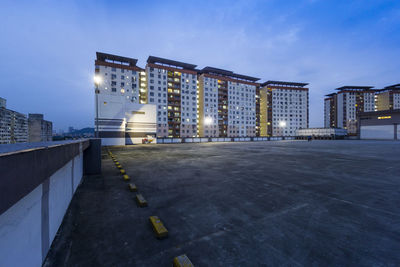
197, 67, 260, 137
259, 81, 309, 136
146, 56, 198, 138
324, 93, 337, 128
94, 52, 311, 141
375, 83, 400, 111
94, 52, 156, 145
0, 97, 28, 144
324, 86, 376, 135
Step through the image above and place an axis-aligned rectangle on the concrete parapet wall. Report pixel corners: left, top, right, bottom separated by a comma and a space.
155, 136, 296, 144
0, 139, 101, 267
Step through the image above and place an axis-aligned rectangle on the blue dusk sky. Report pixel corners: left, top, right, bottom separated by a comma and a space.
0, 0, 399, 131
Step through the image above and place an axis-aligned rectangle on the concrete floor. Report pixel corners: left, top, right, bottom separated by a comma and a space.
44, 140, 400, 266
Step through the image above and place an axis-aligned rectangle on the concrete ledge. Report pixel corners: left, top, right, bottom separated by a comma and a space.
0, 140, 91, 215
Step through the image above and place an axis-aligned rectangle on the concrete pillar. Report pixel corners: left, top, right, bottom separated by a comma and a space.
83, 139, 102, 175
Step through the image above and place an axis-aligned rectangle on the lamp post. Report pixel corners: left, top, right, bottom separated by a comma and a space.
94, 76, 102, 138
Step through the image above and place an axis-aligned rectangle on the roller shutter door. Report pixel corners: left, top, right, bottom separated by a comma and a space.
360, 125, 394, 140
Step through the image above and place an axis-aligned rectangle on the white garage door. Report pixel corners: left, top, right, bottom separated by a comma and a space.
360, 125, 394, 140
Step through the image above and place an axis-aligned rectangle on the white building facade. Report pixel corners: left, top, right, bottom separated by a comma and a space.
335, 87, 376, 135
198, 67, 259, 138
94, 52, 156, 145
260, 81, 309, 136
94, 52, 311, 142
146, 57, 198, 138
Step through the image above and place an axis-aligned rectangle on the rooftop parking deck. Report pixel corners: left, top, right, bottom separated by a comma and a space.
44, 140, 400, 266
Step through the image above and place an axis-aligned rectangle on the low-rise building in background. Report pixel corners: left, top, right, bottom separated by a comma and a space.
0, 97, 28, 144
359, 110, 400, 140
296, 127, 347, 139
28, 113, 53, 142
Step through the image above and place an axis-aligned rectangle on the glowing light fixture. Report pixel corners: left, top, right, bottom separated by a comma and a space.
279, 121, 286, 127
94, 75, 102, 85
204, 117, 213, 125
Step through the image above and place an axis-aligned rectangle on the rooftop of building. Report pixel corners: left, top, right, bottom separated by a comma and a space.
200, 66, 260, 82
359, 109, 400, 116
335, 86, 375, 91
261, 80, 309, 87
378, 83, 400, 92
384, 83, 400, 89
43, 141, 400, 266
96, 52, 138, 67
147, 56, 197, 70
325, 93, 337, 97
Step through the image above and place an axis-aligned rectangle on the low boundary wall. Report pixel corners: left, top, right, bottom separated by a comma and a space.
156, 136, 296, 144
0, 139, 101, 267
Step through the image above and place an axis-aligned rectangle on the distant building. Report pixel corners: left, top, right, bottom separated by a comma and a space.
28, 114, 53, 142
146, 56, 199, 138
0, 97, 6, 109
324, 86, 376, 135
259, 81, 309, 136
297, 127, 347, 139
375, 84, 400, 111
198, 67, 259, 137
359, 110, 400, 140
324, 93, 337, 128
94, 52, 310, 143
0, 97, 28, 144
94, 52, 157, 145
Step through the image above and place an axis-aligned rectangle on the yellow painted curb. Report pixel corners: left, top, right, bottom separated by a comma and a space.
149, 216, 168, 239
136, 194, 148, 207
173, 254, 194, 267
128, 183, 137, 191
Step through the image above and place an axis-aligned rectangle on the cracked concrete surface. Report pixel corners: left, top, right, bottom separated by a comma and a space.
44, 140, 400, 266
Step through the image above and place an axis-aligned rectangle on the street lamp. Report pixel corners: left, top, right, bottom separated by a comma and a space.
94, 75, 102, 138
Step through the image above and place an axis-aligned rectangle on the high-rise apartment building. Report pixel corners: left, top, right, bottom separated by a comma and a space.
28, 114, 53, 142
324, 93, 337, 128
324, 86, 376, 135
94, 52, 310, 144
259, 81, 309, 136
197, 67, 259, 137
94, 52, 156, 145
145, 56, 198, 138
375, 83, 400, 111
0, 98, 28, 144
